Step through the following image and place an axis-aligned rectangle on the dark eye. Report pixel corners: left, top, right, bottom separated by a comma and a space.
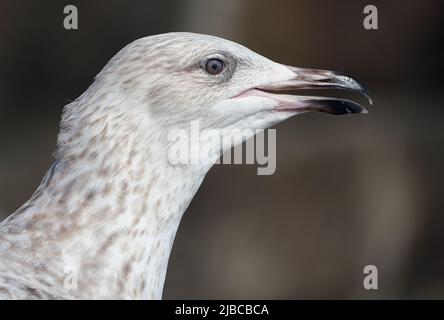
205, 58, 225, 75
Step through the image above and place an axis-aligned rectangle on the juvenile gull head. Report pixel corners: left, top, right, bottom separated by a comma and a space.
0, 32, 370, 299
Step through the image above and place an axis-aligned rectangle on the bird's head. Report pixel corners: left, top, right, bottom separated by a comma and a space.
60, 33, 371, 165
98, 32, 370, 133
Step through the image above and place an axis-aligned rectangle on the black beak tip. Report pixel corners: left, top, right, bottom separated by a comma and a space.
332, 71, 373, 107
363, 89, 373, 106
320, 99, 368, 116
344, 100, 368, 115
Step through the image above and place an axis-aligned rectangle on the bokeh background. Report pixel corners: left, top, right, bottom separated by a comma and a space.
0, 0, 443, 299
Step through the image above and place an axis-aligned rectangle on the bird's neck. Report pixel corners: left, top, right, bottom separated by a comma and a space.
3, 92, 210, 299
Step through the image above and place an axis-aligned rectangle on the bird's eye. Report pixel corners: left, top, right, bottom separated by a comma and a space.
205, 58, 225, 75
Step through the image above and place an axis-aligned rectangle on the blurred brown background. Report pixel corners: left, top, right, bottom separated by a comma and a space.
0, 0, 443, 299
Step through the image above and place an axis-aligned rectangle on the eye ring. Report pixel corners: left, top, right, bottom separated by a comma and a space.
204, 58, 225, 75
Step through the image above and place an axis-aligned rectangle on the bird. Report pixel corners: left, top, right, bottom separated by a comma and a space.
0, 32, 371, 299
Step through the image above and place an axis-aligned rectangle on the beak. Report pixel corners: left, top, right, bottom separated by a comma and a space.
255, 66, 372, 115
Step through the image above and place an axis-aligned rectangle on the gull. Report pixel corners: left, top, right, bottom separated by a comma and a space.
0, 32, 371, 299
